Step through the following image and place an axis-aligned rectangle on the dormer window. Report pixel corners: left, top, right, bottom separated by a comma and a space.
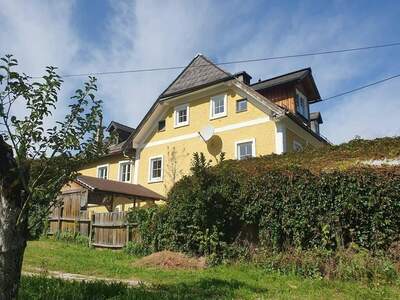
295, 90, 309, 120
210, 94, 227, 119
174, 104, 189, 127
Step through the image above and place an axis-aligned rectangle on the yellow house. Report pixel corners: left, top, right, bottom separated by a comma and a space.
63, 54, 329, 212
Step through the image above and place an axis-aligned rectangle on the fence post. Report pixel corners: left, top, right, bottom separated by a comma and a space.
57, 209, 61, 233
126, 224, 130, 246
89, 213, 95, 247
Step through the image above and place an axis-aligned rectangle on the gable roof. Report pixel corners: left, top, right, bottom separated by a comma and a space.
159, 54, 232, 99
251, 68, 321, 102
106, 121, 135, 134
122, 55, 328, 151
75, 175, 164, 200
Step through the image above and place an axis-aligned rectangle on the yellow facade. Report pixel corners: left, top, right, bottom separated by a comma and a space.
73, 80, 327, 207
79, 154, 128, 181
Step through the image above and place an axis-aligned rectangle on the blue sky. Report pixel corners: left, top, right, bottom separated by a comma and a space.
1, 0, 399, 144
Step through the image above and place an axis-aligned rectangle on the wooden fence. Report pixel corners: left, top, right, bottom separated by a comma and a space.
48, 210, 138, 249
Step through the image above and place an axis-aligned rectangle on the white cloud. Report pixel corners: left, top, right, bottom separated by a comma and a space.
1, 0, 399, 145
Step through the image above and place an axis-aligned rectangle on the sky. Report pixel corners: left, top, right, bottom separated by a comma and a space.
0, 0, 399, 144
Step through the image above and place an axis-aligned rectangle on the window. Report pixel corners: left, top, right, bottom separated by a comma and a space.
293, 141, 303, 152
210, 94, 227, 119
235, 139, 255, 160
149, 156, 163, 182
174, 104, 189, 127
119, 161, 132, 182
97, 165, 108, 179
236, 98, 247, 113
295, 90, 309, 119
158, 120, 166, 132
310, 120, 320, 135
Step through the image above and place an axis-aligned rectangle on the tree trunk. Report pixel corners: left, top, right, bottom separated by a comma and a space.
0, 136, 28, 299
0, 194, 27, 300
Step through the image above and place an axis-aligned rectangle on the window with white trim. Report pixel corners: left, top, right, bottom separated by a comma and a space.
149, 156, 163, 182
174, 104, 189, 127
293, 141, 303, 152
119, 161, 132, 182
236, 139, 255, 160
97, 165, 108, 179
295, 90, 309, 119
210, 94, 227, 119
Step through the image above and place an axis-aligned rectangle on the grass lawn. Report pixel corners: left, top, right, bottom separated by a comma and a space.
22, 239, 400, 299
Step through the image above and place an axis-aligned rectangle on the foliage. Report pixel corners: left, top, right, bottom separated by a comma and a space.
126, 205, 171, 253
52, 231, 89, 246
166, 153, 400, 254
124, 241, 150, 257
254, 244, 398, 283
0, 54, 108, 298
0, 54, 107, 235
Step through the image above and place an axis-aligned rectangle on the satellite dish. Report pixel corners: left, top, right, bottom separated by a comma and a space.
199, 125, 214, 142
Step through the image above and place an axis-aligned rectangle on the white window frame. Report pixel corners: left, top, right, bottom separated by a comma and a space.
235, 138, 256, 160
210, 94, 227, 120
174, 104, 189, 128
293, 140, 303, 152
148, 155, 163, 183
96, 164, 109, 179
295, 89, 309, 120
118, 160, 133, 183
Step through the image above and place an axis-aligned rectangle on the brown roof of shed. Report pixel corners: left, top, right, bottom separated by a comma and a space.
75, 175, 164, 200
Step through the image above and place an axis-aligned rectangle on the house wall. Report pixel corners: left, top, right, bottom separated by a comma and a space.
257, 83, 296, 113
283, 118, 325, 152
79, 154, 128, 181
136, 88, 277, 196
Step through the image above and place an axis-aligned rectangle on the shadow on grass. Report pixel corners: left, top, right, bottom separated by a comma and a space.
20, 276, 269, 300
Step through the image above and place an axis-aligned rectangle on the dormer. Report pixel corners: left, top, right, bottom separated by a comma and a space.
310, 112, 323, 135
251, 68, 321, 123
106, 121, 135, 145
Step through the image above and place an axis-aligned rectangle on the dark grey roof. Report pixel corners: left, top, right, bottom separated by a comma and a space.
106, 121, 135, 133
251, 68, 310, 91
310, 112, 323, 124
159, 54, 232, 98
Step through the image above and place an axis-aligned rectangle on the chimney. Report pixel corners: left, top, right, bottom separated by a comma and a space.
234, 71, 252, 85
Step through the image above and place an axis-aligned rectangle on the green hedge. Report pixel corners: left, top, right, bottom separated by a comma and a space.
127, 150, 400, 257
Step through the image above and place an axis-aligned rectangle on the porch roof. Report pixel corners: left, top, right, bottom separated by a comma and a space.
75, 175, 165, 200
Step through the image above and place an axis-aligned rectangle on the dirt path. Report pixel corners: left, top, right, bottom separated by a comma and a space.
22, 269, 144, 287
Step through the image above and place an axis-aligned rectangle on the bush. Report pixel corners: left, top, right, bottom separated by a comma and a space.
127, 146, 400, 269
167, 153, 400, 254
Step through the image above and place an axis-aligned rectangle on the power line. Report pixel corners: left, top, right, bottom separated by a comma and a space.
50, 41, 400, 78
321, 73, 400, 101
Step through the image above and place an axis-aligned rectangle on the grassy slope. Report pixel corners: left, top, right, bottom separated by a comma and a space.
22, 240, 400, 300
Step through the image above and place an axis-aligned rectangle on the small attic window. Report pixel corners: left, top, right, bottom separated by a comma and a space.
158, 120, 166, 132
295, 90, 309, 120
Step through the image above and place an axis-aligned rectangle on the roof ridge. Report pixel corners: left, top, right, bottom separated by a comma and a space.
251, 67, 311, 86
